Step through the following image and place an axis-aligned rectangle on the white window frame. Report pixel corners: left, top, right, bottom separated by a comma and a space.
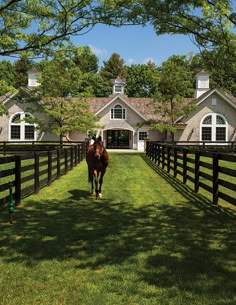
138, 131, 148, 141
114, 85, 122, 94
200, 113, 228, 142
110, 104, 126, 120
9, 112, 37, 141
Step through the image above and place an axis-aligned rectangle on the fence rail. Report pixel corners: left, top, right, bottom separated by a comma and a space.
146, 141, 236, 207
0, 142, 87, 207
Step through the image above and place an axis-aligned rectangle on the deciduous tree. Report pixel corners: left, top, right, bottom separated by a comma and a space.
125, 61, 160, 97
100, 53, 126, 81
148, 55, 195, 140
0, 0, 145, 58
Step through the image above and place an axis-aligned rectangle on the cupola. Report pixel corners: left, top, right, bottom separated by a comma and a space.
111, 77, 125, 95
27, 68, 40, 87
194, 70, 210, 98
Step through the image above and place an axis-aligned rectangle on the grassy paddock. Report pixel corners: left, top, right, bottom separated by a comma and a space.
0, 153, 236, 305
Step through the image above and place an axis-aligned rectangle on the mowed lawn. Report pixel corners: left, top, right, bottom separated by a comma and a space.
0, 153, 236, 305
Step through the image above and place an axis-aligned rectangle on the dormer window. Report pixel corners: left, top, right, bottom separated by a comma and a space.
27, 68, 40, 87
112, 77, 125, 95
111, 104, 126, 119
114, 85, 122, 94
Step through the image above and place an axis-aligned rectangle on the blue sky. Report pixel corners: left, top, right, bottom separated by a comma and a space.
71, 23, 200, 67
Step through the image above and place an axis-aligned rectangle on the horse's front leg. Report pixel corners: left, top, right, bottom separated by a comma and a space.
91, 175, 95, 194
93, 169, 99, 199
98, 169, 106, 199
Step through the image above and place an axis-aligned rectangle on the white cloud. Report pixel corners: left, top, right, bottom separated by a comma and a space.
89, 44, 107, 56
143, 57, 156, 64
126, 58, 136, 65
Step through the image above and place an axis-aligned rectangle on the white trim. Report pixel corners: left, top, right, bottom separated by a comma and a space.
110, 103, 127, 120
200, 113, 228, 142
95, 95, 147, 120
8, 112, 38, 141
137, 128, 149, 151
2, 91, 19, 105
175, 89, 236, 123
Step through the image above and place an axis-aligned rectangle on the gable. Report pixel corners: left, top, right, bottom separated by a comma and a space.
196, 89, 236, 109
85, 95, 161, 122
95, 95, 147, 120
175, 89, 236, 124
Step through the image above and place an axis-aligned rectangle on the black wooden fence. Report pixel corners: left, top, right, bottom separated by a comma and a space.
146, 141, 236, 207
0, 142, 88, 207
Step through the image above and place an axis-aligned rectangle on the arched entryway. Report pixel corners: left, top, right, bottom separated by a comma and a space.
106, 129, 132, 149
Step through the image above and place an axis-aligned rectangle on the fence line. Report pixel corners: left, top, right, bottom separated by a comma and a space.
146, 141, 236, 207
0, 142, 88, 207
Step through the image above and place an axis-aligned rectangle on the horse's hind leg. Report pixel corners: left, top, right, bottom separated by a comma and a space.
93, 170, 100, 199
98, 170, 106, 199
91, 177, 95, 194
88, 169, 95, 194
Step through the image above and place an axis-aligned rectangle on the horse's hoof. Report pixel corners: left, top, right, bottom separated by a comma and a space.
96, 193, 102, 200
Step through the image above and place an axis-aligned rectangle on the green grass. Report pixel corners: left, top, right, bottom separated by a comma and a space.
0, 153, 236, 305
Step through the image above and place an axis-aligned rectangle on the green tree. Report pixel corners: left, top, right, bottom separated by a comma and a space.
39, 58, 82, 97
0, 80, 16, 96
100, 53, 126, 81
28, 55, 99, 141
0, 60, 15, 87
190, 46, 236, 95
0, 1, 145, 58
13, 55, 33, 87
125, 61, 160, 97
72, 46, 99, 73
142, 0, 236, 53
39, 97, 98, 143
150, 55, 195, 140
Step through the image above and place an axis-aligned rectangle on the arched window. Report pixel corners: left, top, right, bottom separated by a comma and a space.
9, 112, 37, 141
200, 113, 227, 142
111, 104, 126, 119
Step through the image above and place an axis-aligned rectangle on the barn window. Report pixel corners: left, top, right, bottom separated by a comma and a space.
111, 104, 126, 119
139, 131, 148, 141
200, 113, 227, 142
9, 112, 37, 141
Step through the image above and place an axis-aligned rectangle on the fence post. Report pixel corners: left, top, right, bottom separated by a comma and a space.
34, 152, 40, 194
161, 145, 165, 169
167, 146, 171, 173
194, 150, 200, 193
74, 145, 78, 166
152, 142, 155, 160
146, 141, 150, 157
174, 146, 177, 178
64, 149, 68, 174
77, 145, 81, 163
57, 148, 61, 178
3, 141, 6, 156
70, 146, 73, 169
15, 155, 21, 205
183, 149, 187, 184
213, 152, 219, 206
47, 151, 52, 185
157, 144, 161, 166
154, 143, 157, 163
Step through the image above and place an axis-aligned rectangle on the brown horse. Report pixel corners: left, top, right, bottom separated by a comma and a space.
86, 140, 109, 199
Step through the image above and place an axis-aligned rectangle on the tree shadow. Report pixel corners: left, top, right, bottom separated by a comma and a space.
142, 154, 236, 218
0, 155, 236, 302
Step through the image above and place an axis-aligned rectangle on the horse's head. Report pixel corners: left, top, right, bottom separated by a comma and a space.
94, 142, 104, 160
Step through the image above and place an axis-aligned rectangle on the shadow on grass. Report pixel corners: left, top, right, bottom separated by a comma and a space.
142, 154, 236, 219
0, 153, 236, 302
